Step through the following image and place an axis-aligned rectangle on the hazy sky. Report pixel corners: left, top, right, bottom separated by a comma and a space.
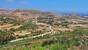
0, 0, 88, 13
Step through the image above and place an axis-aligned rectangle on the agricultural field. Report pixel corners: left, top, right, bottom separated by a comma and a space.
0, 10, 88, 50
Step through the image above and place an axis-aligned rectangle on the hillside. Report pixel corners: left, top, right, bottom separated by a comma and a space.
0, 9, 88, 50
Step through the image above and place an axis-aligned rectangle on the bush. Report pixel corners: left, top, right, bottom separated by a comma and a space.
31, 46, 46, 50
0, 30, 15, 45
19, 20, 37, 30
50, 43, 67, 50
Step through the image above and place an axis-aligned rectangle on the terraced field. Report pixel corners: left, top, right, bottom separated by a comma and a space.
0, 12, 88, 50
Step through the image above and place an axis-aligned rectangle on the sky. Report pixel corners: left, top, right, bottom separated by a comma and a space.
0, 0, 88, 13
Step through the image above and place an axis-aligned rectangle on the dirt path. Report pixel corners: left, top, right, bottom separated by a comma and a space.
10, 23, 56, 43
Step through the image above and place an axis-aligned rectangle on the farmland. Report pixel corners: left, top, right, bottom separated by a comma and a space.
0, 10, 88, 50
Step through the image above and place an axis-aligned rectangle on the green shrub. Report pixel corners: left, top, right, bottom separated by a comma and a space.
50, 43, 67, 50
31, 46, 46, 50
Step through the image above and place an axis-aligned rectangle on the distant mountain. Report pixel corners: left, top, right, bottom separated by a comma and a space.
0, 9, 57, 20
0, 9, 87, 21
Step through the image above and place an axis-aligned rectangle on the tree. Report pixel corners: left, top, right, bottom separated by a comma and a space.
19, 20, 37, 30
0, 30, 16, 45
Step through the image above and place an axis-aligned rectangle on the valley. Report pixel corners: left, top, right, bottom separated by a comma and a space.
0, 9, 88, 50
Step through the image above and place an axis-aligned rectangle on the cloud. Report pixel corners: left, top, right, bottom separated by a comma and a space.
5, 0, 14, 2
5, 0, 28, 6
